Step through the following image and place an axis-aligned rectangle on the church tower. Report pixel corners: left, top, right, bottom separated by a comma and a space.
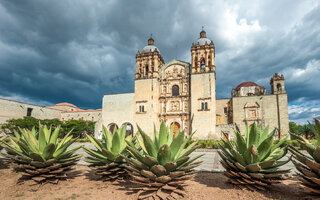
270, 73, 286, 94
190, 29, 217, 139
191, 29, 215, 73
135, 36, 164, 79
134, 36, 164, 133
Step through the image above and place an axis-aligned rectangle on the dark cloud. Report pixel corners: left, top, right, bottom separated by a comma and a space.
0, 0, 319, 122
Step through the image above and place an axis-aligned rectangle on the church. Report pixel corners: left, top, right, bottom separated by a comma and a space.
96, 30, 289, 139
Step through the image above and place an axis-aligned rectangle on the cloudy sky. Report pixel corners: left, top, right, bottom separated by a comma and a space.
0, 0, 319, 124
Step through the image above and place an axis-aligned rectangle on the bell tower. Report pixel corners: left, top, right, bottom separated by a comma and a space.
270, 73, 286, 94
191, 29, 215, 73
135, 36, 164, 79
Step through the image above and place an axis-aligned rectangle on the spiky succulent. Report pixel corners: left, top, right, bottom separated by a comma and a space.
218, 123, 290, 191
2, 126, 81, 184
289, 119, 320, 194
124, 122, 202, 200
83, 125, 133, 181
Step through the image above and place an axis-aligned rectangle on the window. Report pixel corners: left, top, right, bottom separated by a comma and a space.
139, 105, 145, 112
200, 58, 205, 70
204, 102, 208, 110
26, 108, 33, 116
92, 116, 94, 121
172, 85, 179, 96
145, 65, 149, 76
201, 103, 204, 110
224, 107, 228, 114
277, 84, 282, 92
247, 93, 253, 96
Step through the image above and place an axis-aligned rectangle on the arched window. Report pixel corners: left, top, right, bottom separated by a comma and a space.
277, 84, 282, 92
172, 85, 179, 96
200, 58, 205, 70
205, 102, 208, 110
201, 102, 204, 110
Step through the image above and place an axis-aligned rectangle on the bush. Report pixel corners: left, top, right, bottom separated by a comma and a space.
0, 117, 95, 139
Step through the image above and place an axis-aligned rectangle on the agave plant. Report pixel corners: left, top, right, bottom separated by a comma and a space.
124, 122, 202, 200
218, 123, 290, 191
2, 126, 81, 183
83, 125, 133, 181
289, 119, 320, 194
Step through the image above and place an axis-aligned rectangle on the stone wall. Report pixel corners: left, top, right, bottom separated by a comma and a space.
231, 93, 289, 138
190, 72, 216, 139
97, 93, 135, 138
216, 98, 231, 125
0, 98, 61, 124
61, 111, 101, 122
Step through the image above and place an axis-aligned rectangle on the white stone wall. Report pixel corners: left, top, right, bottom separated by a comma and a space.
0, 98, 61, 124
61, 111, 101, 121
190, 72, 216, 139
97, 93, 135, 137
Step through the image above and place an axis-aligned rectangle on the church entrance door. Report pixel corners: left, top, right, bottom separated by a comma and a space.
170, 122, 180, 138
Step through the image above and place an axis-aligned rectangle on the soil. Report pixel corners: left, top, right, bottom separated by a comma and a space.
0, 164, 318, 200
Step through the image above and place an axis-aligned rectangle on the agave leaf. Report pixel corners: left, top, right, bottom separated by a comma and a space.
248, 123, 258, 147
271, 135, 288, 153
29, 152, 45, 162
243, 145, 253, 164
56, 146, 82, 160
49, 126, 60, 144
157, 144, 171, 166
158, 122, 168, 148
87, 135, 103, 152
42, 143, 56, 160
59, 154, 82, 162
179, 154, 204, 168
174, 131, 196, 160
136, 134, 147, 154
119, 125, 127, 149
43, 125, 51, 143
265, 146, 288, 161
257, 135, 274, 161
9, 138, 21, 152
309, 119, 320, 144
304, 142, 316, 157
101, 148, 116, 161
246, 163, 261, 172
56, 130, 73, 150
126, 141, 145, 164
13, 130, 20, 140
259, 125, 270, 145
244, 123, 250, 147
234, 126, 246, 156
167, 123, 175, 145
53, 139, 74, 157
179, 141, 198, 159
144, 155, 158, 167
153, 123, 159, 150
218, 144, 236, 163
267, 156, 292, 169
38, 126, 47, 153
137, 125, 157, 158
230, 148, 246, 166
170, 130, 185, 160
313, 146, 320, 163
259, 159, 276, 169
83, 146, 107, 160
102, 125, 112, 151
111, 128, 121, 154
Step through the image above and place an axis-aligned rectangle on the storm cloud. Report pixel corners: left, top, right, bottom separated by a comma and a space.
0, 0, 319, 123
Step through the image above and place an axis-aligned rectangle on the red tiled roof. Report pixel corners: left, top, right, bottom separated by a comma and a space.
235, 81, 259, 91
54, 102, 78, 108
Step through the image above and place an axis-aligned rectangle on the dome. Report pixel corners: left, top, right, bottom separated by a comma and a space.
142, 45, 160, 53
142, 36, 160, 53
194, 29, 212, 46
195, 37, 212, 46
235, 81, 259, 91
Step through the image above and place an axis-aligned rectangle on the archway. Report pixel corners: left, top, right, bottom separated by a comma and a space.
170, 122, 180, 138
122, 122, 134, 137
107, 123, 118, 134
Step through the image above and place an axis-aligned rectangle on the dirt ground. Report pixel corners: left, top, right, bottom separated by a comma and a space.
0, 164, 318, 200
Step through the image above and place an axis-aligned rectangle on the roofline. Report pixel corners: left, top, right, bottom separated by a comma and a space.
0, 97, 62, 112
103, 92, 134, 96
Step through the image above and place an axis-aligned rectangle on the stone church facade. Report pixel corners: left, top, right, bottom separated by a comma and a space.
97, 30, 289, 139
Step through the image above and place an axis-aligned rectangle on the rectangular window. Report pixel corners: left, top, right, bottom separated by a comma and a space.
224, 107, 228, 113
201, 103, 204, 110
142, 106, 145, 112
26, 108, 33, 116
205, 102, 208, 110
